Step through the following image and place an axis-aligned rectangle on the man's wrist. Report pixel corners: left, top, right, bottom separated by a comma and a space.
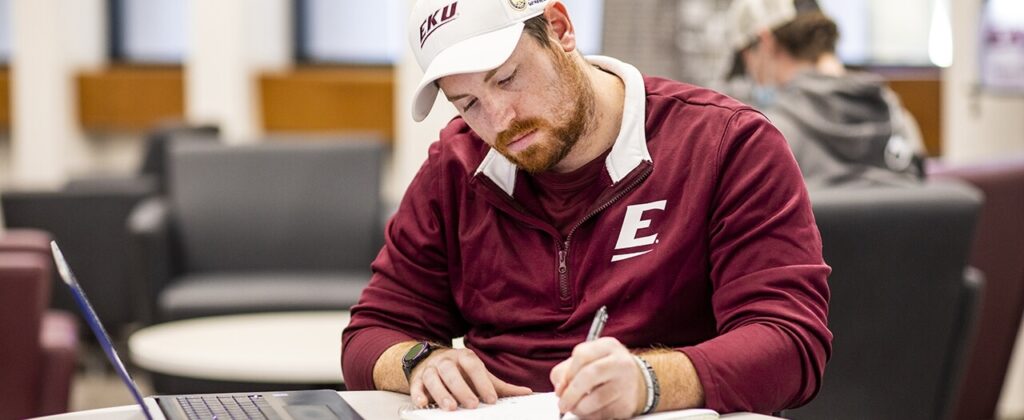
628, 349, 703, 414
372, 341, 421, 393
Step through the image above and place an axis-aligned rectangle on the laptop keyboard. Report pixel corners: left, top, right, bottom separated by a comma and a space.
176, 394, 278, 420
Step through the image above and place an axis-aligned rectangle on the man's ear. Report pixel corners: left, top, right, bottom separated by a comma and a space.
543, 2, 576, 53
757, 30, 778, 56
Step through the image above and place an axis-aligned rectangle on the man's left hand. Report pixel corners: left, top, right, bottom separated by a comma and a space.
549, 337, 646, 419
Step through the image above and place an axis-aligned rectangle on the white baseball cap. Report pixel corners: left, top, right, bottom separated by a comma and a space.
408, 0, 551, 122
726, 0, 798, 51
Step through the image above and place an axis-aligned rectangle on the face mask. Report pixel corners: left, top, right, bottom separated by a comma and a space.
751, 84, 778, 109
747, 42, 778, 109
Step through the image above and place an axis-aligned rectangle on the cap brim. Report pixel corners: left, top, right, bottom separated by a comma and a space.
411, 23, 526, 122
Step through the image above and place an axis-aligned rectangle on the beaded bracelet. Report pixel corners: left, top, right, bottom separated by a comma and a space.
633, 355, 660, 415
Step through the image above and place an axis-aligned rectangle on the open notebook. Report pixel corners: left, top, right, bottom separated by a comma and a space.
400, 393, 719, 420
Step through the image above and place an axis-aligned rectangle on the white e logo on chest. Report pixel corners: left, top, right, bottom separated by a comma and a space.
612, 200, 667, 262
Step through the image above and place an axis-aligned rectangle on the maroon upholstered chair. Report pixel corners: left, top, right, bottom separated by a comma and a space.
930, 157, 1024, 420
0, 229, 79, 419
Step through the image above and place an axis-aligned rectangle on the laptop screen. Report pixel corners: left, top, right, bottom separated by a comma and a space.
50, 241, 155, 420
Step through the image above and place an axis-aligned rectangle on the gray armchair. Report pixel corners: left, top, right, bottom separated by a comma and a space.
787, 182, 983, 420
129, 140, 384, 323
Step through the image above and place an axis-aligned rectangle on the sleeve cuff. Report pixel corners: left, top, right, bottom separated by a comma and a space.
679, 345, 725, 412
342, 327, 415, 390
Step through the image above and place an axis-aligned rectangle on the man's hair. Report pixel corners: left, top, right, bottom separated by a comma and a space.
523, 15, 551, 46
771, 11, 839, 61
523, 14, 585, 59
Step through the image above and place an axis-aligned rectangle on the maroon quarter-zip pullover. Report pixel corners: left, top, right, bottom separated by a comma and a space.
342, 56, 832, 414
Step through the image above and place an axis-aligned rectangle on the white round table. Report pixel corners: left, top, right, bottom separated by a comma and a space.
36, 391, 782, 420
128, 311, 349, 384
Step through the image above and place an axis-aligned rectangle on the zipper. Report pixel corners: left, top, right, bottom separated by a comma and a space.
556, 164, 653, 302
558, 245, 569, 299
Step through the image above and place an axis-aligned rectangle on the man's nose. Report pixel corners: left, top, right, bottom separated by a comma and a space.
487, 95, 516, 132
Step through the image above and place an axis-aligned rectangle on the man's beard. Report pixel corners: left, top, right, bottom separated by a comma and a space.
494, 49, 595, 174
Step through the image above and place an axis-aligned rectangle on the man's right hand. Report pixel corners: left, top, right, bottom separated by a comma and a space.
408, 348, 533, 410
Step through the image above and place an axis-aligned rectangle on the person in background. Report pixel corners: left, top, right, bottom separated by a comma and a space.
727, 0, 926, 189
342, 1, 832, 418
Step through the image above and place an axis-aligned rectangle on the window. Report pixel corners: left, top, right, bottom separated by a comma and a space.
562, 0, 604, 55
295, 0, 406, 64
0, 0, 11, 63
295, 0, 605, 64
818, 0, 952, 67
110, 0, 188, 63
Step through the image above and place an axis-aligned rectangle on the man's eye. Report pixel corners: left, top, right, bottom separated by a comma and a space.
462, 99, 477, 112
498, 70, 517, 86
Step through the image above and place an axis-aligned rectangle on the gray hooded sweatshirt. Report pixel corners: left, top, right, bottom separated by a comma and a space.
765, 71, 925, 189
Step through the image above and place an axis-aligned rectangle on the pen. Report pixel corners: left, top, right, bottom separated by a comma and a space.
586, 305, 608, 341
558, 306, 609, 418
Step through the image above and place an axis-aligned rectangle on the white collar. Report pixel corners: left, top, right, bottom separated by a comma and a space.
474, 55, 651, 196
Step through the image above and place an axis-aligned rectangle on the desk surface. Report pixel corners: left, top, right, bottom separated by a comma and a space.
36, 391, 783, 420
128, 311, 350, 383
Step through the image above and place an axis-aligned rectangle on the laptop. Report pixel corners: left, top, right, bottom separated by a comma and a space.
50, 241, 364, 420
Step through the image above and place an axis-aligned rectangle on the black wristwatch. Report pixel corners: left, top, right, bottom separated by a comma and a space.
402, 341, 440, 380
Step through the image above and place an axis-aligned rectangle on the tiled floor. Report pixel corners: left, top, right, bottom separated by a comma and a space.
70, 371, 153, 411
69, 343, 154, 411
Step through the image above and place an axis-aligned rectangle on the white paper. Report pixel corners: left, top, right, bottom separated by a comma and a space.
401, 392, 719, 420
401, 393, 560, 420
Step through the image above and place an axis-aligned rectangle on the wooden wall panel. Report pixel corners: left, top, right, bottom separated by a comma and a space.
259, 67, 394, 143
0, 68, 9, 130
77, 66, 185, 132
888, 78, 943, 157
866, 66, 943, 157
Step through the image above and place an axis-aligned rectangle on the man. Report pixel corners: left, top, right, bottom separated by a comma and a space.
726, 0, 925, 189
342, 1, 832, 418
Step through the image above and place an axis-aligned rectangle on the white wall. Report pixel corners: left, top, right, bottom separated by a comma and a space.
9, 0, 106, 188
943, 0, 1024, 163
185, 0, 291, 144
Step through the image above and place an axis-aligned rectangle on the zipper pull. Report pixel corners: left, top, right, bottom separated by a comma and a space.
558, 248, 567, 276
558, 241, 571, 301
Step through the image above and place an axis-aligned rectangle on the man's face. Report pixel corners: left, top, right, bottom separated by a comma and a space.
741, 44, 766, 85
741, 36, 776, 86
437, 33, 594, 173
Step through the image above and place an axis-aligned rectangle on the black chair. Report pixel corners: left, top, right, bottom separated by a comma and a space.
129, 140, 384, 323
1, 124, 219, 336
788, 182, 983, 420
2, 184, 152, 336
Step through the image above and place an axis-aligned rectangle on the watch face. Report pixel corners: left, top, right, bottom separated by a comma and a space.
403, 342, 434, 380
405, 342, 427, 361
